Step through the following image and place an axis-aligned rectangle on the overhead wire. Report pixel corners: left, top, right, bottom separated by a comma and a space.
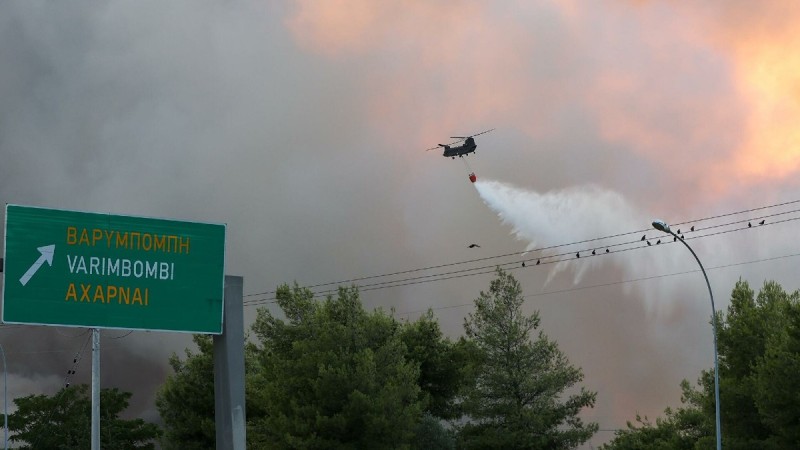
397, 250, 800, 317
108, 330, 134, 339
302, 210, 800, 298
64, 332, 92, 386
243, 216, 800, 306
243, 198, 800, 302
243, 202, 800, 307
24, 332, 92, 450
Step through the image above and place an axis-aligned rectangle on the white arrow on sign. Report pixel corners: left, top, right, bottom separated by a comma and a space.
19, 244, 56, 286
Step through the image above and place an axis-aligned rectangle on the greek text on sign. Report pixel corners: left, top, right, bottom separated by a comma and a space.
2, 205, 226, 333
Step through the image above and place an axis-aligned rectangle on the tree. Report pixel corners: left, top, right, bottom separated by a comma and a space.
602, 279, 800, 449
458, 268, 598, 449
156, 334, 216, 450
248, 283, 424, 449
599, 381, 707, 450
752, 289, 800, 448
410, 413, 456, 450
156, 334, 262, 450
399, 309, 473, 420
8, 384, 160, 449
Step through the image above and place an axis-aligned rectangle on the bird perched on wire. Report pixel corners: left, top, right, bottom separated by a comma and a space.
759, 219, 765, 225
468, 244, 480, 248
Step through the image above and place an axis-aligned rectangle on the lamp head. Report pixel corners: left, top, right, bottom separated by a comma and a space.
652, 220, 671, 233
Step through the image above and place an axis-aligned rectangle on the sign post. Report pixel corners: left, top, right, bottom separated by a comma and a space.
2, 204, 226, 332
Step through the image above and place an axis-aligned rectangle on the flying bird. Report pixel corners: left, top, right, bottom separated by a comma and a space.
759, 219, 765, 225
468, 244, 480, 248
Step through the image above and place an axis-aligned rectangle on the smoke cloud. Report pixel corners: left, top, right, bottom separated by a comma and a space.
2, 2, 800, 448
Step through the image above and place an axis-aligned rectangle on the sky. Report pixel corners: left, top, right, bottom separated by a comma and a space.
1, 0, 799, 447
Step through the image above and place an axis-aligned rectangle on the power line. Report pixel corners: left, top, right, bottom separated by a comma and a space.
396, 251, 800, 317
64, 332, 92, 386
24, 332, 93, 450
243, 198, 800, 299
243, 210, 800, 307
243, 217, 797, 305
108, 330, 134, 340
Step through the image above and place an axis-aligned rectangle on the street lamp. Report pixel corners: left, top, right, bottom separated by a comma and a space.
652, 220, 721, 450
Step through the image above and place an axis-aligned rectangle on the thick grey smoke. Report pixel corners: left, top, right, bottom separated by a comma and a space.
0, 0, 426, 422
2, 2, 800, 449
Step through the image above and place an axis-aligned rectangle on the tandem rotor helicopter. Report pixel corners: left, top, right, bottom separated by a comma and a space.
425, 128, 495, 159
426, 128, 494, 183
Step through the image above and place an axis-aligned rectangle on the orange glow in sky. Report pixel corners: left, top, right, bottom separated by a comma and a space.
730, 31, 800, 179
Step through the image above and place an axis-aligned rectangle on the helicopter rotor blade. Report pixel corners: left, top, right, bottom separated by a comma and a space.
473, 128, 495, 137
450, 128, 495, 139
446, 137, 468, 145
428, 128, 494, 151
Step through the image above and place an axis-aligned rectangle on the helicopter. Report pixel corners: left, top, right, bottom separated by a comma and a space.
426, 129, 494, 159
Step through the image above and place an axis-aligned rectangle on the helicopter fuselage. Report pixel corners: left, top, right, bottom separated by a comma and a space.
441, 137, 477, 158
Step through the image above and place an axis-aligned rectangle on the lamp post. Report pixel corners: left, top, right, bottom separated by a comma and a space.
652, 220, 721, 450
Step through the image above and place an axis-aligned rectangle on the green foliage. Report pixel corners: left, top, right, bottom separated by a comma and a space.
399, 309, 471, 420
458, 268, 598, 449
8, 384, 160, 449
410, 413, 456, 450
603, 279, 800, 450
248, 283, 424, 449
600, 380, 710, 450
156, 333, 262, 450
156, 334, 216, 450
752, 293, 800, 448
714, 280, 788, 448
156, 276, 600, 449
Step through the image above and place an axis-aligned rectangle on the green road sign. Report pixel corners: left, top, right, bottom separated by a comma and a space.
2, 205, 226, 333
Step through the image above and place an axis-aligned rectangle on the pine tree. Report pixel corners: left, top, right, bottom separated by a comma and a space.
459, 268, 597, 449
